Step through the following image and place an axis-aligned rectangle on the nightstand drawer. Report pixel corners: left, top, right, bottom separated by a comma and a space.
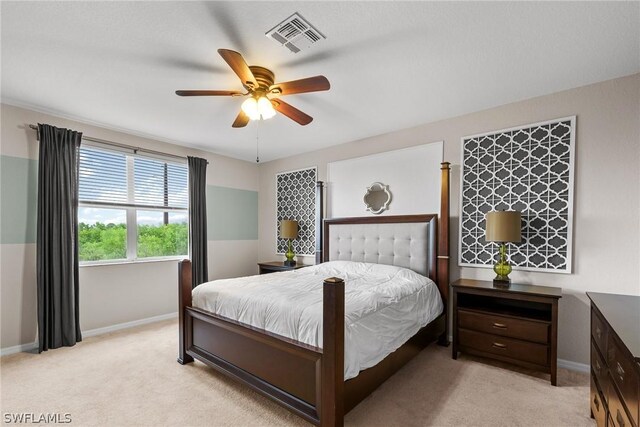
591, 375, 608, 427
458, 309, 549, 344
592, 308, 609, 356
458, 328, 549, 366
607, 334, 639, 426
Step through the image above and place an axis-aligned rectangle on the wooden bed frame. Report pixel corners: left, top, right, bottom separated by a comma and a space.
177, 162, 450, 427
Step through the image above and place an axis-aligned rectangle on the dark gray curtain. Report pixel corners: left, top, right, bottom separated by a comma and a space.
188, 156, 208, 288
37, 124, 83, 352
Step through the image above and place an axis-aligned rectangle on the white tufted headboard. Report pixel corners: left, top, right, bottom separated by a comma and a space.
322, 215, 437, 283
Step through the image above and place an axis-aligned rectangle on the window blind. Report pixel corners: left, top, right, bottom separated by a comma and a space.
133, 157, 188, 209
79, 146, 128, 204
79, 145, 188, 210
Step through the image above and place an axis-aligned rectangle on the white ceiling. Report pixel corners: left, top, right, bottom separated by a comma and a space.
2, 2, 639, 163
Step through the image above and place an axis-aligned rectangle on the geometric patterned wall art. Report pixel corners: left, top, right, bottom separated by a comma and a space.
459, 116, 575, 273
276, 167, 317, 256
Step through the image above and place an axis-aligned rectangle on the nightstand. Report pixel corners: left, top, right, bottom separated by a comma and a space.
257, 261, 309, 275
451, 278, 562, 385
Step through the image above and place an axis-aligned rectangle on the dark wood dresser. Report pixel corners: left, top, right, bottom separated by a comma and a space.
452, 279, 562, 385
587, 292, 640, 427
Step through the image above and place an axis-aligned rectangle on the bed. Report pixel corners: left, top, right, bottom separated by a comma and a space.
177, 162, 450, 427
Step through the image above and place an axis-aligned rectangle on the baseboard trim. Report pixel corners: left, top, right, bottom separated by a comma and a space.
558, 358, 590, 373
1, 312, 177, 357
0, 341, 38, 357
82, 312, 177, 338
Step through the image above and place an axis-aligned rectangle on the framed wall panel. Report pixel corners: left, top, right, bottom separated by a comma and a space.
459, 116, 575, 273
276, 167, 317, 256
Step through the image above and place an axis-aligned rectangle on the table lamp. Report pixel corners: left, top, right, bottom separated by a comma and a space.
280, 220, 298, 266
485, 210, 521, 287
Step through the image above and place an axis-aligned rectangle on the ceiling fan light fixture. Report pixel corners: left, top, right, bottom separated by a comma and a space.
241, 97, 260, 120
258, 96, 276, 119
242, 96, 276, 121
177, 49, 329, 127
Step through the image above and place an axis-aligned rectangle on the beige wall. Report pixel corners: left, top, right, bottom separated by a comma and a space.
258, 73, 640, 365
0, 103, 259, 349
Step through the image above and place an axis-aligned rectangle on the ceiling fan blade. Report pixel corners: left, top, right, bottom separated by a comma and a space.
232, 110, 250, 128
218, 49, 258, 90
176, 90, 243, 96
271, 99, 313, 126
269, 76, 330, 96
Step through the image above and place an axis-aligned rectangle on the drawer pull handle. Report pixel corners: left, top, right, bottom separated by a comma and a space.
593, 394, 600, 411
616, 362, 625, 381
492, 342, 507, 349
492, 322, 507, 329
595, 326, 601, 340
594, 359, 601, 373
616, 409, 625, 427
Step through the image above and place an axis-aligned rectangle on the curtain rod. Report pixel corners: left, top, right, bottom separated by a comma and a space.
28, 124, 207, 164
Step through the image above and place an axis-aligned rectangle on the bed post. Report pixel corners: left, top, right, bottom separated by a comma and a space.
321, 277, 344, 427
437, 162, 450, 346
177, 259, 194, 365
316, 181, 325, 264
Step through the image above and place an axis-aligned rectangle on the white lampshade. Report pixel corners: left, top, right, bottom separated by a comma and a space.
241, 96, 276, 121
241, 98, 260, 120
257, 96, 276, 119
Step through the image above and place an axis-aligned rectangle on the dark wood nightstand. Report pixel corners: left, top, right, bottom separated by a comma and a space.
452, 278, 562, 385
257, 261, 309, 275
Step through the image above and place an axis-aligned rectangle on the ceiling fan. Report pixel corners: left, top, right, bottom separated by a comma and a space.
176, 49, 330, 128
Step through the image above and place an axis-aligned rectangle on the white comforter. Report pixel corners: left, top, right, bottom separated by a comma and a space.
192, 260, 443, 380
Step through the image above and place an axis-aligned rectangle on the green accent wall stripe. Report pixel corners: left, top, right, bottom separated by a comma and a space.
1, 155, 38, 244
206, 186, 258, 241
0, 155, 257, 244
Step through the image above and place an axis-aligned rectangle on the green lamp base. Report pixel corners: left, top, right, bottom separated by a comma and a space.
493, 243, 512, 288
284, 239, 296, 267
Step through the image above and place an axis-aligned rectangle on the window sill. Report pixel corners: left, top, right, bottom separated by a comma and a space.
79, 257, 187, 268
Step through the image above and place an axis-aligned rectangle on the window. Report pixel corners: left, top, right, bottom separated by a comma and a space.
78, 145, 188, 264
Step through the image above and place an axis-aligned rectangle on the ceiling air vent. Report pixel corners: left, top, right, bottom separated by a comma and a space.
266, 12, 326, 53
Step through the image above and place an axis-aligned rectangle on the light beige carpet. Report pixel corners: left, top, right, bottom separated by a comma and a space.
1, 320, 593, 427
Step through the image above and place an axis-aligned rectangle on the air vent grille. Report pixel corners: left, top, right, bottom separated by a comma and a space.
266, 12, 325, 53
305, 30, 320, 42
279, 23, 301, 39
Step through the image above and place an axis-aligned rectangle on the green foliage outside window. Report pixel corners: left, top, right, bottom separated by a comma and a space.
137, 223, 188, 258
79, 222, 126, 261
79, 222, 188, 262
